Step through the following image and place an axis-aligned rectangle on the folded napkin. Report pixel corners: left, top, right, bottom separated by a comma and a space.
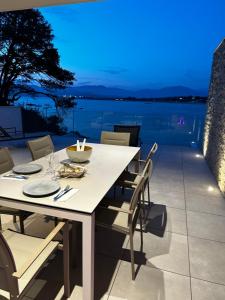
51, 188, 79, 202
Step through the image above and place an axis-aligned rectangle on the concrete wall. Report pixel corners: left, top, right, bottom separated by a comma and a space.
203, 39, 225, 193
0, 106, 23, 135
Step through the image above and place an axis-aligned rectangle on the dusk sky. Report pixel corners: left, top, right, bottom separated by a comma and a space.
40, 0, 225, 91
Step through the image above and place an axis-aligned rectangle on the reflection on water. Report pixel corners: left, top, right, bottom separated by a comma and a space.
61, 99, 206, 147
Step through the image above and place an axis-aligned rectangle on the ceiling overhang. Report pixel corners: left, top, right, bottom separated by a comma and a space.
0, 0, 96, 12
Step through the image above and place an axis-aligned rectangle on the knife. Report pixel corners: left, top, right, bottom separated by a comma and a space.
3, 174, 29, 179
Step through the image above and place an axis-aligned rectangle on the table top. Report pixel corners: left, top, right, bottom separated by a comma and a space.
0, 143, 139, 214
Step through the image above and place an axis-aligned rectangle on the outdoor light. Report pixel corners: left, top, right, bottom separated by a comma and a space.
207, 186, 214, 192
195, 154, 201, 158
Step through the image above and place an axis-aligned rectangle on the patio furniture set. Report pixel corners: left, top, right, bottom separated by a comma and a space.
0, 125, 158, 300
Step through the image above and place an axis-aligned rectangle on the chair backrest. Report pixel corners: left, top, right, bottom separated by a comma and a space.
0, 232, 19, 297
114, 125, 140, 147
27, 135, 54, 160
141, 159, 153, 188
100, 131, 130, 146
0, 147, 14, 174
146, 142, 158, 161
129, 176, 145, 213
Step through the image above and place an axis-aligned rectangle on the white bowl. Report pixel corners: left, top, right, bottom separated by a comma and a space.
66, 145, 92, 163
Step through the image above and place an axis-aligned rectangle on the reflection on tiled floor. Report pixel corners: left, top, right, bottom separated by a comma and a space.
2, 144, 225, 299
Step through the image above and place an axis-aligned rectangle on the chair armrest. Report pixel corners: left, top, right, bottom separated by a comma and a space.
122, 180, 137, 187
138, 159, 146, 164
13, 221, 65, 279
99, 205, 133, 215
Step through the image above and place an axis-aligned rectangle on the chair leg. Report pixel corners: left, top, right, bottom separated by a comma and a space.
19, 215, 24, 234
13, 215, 17, 223
141, 188, 146, 224
129, 228, 135, 280
139, 212, 143, 251
147, 180, 151, 206
121, 186, 125, 195
54, 217, 58, 227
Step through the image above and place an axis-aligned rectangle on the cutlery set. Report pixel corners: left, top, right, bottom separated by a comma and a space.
54, 185, 73, 201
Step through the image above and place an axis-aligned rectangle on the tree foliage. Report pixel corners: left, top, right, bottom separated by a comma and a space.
0, 9, 75, 107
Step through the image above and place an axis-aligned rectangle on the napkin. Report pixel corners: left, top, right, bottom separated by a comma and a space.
52, 188, 79, 202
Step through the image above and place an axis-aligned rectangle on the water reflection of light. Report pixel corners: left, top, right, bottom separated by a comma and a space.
177, 117, 185, 126
188, 131, 192, 134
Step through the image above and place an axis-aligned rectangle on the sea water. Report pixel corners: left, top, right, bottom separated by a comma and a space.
62, 99, 206, 147
18, 97, 206, 146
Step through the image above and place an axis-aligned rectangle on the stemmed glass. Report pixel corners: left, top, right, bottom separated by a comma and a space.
45, 151, 58, 180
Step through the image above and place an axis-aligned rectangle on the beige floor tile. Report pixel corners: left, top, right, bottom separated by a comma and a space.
191, 278, 225, 300
109, 261, 191, 300
189, 237, 225, 285
187, 211, 225, 242
146, 204, 187, 235
186, 192, 225, 216
124, 231, 189, 276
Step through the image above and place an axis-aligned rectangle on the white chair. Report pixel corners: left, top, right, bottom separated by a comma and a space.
100, 131, 130, 146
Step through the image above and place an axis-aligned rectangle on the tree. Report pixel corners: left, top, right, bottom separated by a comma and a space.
0, 9, 75, 107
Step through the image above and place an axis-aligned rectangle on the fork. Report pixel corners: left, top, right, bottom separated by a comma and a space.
54, 185, 70, 201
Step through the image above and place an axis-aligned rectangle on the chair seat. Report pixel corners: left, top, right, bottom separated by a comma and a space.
116, 171, 141, 188
0, 230, 59, 297
96, 199, 139, 234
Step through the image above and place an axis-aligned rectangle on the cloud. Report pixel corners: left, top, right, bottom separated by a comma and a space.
100, 67, 128, 75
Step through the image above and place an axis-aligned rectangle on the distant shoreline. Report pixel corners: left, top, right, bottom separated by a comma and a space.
77, 95, 207, 104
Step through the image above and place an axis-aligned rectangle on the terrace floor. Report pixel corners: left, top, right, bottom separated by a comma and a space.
1, 141, 225, 300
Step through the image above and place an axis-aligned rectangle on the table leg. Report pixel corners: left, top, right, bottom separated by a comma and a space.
63, 221, 70, 298
82, 212, 95, 300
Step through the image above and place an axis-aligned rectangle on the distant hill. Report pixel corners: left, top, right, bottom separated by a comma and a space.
62, 85, 208, 98
23, 84, 208, 99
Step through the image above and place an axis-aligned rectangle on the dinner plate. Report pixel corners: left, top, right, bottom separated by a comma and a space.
23, 179, 60, 198
13, 164, 42, 175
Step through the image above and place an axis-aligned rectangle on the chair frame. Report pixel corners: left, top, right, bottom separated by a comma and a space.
0, 147, 29, 233
96, 177, 145, 280
0, 221, 70, 300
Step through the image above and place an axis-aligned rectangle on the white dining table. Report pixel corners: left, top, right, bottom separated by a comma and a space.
0, 142, 140, 300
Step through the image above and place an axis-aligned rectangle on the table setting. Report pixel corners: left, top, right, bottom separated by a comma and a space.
1, 139, 91, 203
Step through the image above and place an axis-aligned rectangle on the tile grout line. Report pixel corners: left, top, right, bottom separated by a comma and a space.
181, 146, 193, 300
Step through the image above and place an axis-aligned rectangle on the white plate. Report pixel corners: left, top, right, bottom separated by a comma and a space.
23, 179, 60, 197
13, 164, 42, 175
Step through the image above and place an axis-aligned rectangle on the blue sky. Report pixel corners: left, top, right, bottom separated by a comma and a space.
40, 0, 225, 90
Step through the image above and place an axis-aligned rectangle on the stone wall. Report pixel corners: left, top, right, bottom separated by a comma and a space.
203, 39, 225, 193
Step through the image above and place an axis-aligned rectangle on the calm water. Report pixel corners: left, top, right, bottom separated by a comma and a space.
63, 99, 206, 147
19, 97, 206, 147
